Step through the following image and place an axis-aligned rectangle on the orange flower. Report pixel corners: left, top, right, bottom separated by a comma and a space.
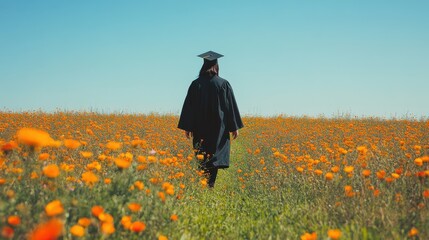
314, 169, 323, 176
134, 181, 144, 190
131, 139, 143, 147
128, 203, 141, 212
121, 216, 132, 229
328, 229, 342, 239
362, 169, 371, 177
1, 226, 14, 239
81, 171, 98, 185
38, 153, 50, 161
296, 167, 304, 173
29, 219, 63, 240
344, 185, 354, 197
408, 227, 419, 237
130, 221, 146, 233
373, 189, 380, 197
98, 213, 114, 223
43, 164, 60, 178
325, 172, 334, 181
101, 222, 115, 235
0, 178, 6, 185
1, 141, 18, 152
170, 214, 178, 221
80, 151, 93, 159
376, 170, 386, 179
200, 179, 207, 187
356, 146, 368, 154
158, 192, 166, 202
91, 205, 104, 217
338, 148, 348, 155
137, 156, 147, 163
385, 177, 394, 183
64, 139, 81, 149
16, 128, 57, 148
104, 178, 111, 184
115, 157, 131, 169
78, 217, 91, 227
331, 166, 340, 173
344, 166, 354, 174
158, 235, 168, 240
162, 182, 175, 195
45, 200, 64, 216
423, 190, 429, 198
414, 158, 423, 166
106, 141, 122, 151
300, 232, 317, 240
70, 225, 85, 237
344, 185, 353, 192
196, 154, 204, 160
391, 173, 400, 179
86, 128, 94, 136
7, 215, 20, 226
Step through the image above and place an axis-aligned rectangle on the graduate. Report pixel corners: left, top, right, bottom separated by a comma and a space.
178, 51, 244, 188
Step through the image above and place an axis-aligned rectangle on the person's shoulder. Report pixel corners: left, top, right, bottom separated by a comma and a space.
189, 78, 201, 87
212, 76, 230, 86
213, 75, 227, 82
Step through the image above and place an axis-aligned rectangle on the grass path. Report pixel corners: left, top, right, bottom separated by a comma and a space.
175, 140, 291, 240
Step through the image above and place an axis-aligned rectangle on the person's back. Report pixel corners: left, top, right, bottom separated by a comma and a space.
178, 51, 243, 188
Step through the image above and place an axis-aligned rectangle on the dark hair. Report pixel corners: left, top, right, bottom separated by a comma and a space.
199, 61, 219, 78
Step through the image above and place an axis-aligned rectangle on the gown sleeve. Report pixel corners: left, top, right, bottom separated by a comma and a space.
178, 83, 194, 132
224, 81, 244, 132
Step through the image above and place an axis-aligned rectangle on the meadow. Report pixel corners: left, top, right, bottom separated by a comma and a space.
0, 112, 428, 239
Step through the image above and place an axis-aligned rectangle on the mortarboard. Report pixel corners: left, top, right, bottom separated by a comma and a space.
198, 51, 224, 64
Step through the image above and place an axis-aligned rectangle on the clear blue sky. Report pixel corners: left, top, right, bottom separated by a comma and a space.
1, 1, 428, 118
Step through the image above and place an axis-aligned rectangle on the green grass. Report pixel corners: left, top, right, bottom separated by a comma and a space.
173, 141, 313, 240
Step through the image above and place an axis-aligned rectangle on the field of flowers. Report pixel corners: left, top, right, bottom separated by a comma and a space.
0, 112, 428, 239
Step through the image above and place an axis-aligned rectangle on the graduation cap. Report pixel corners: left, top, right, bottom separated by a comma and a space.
198, 51, 223, 64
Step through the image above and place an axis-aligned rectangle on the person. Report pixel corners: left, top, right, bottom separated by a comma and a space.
178, 51, 244, 188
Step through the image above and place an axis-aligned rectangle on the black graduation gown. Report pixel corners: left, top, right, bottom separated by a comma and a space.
178, 75, 244, 169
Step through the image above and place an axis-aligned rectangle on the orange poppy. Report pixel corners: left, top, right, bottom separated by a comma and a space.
80, 151, 93, 159
158, 235, 168, 240
91, 205, 104, 217
70, 225, 85, 237
43, 164, 60, 178
78, 217, 91, 227
63, 139, 81, 149
16, 128, 56, 148
1, 226, 14, 239
128, 203, 141, 212
106, 141, 122, 151
170, 214, 178, 221
101, 222, 115, 235
114, 157, 131, 169
45, 200, 64, 216
327, 229, 342, 240
300, 232, 317, 240
130, 221, 146, 233
344, 166, 354, 174
7, 215, 20, 226
81, 171, 98, 185
98, 213, 114, 223
325, 172, 334, 181
408, 227, 419, 237
38, 153, 50, 161
121, 216, 132, 229
362, 169, 371, 177
29, 219, 63, 240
